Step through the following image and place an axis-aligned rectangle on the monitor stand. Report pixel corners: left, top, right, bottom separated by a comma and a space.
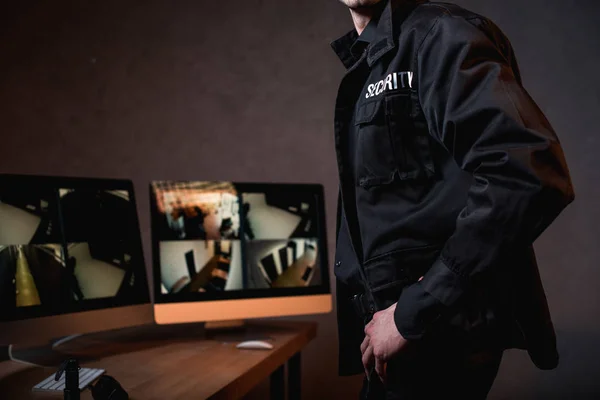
203, 320, 275, 343
7, 334, 97, 368
205, 319, 245, 330
6, 324, 208, 368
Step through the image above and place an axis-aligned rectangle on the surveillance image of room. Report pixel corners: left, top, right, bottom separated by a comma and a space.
245, 238, 320, 289
64, 242, 136, 301
0, 244, 74, 317
159, 240, 242, 294
56, 188, 140, 301
152, 181, 241, 241
58, 188, 135, 245
241, 191, 318, 240
0, 185, 62, 245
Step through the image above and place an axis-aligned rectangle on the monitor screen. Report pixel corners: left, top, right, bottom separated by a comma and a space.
0, 175, 150, 324
150, 181, 330, 304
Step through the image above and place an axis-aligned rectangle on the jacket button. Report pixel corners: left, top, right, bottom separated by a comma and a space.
335, 261, 341, 267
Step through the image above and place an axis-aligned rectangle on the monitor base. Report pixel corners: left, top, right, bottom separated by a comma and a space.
8, 323, 209, 368
51, 334, 83, 349
8, 341, 97, 368
204, 320, 275, 343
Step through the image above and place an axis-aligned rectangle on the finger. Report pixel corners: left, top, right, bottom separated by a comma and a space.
360, 335, 370, 355
375, 357, 386, 384
364, 319, 373, 335
362, 345, 374, 378
418, 276, 424, 282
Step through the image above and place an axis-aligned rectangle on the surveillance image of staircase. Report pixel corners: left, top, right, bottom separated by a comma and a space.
151, 181, 241, 241
159, 240, 242, 294
245, 238, 320, 289
0, 184, 61, 245
241, 191, 318, 240
0, 244, 75, 317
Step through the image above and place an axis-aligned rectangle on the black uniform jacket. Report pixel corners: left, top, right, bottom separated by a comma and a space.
331, 0, 575, 376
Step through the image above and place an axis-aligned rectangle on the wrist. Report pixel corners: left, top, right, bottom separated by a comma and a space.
394, 282, 444, 340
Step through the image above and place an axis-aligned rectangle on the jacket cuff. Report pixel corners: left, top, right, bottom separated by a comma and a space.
393, 257, 465, 340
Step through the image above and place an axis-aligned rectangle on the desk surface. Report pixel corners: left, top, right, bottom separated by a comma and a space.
0, 320, 317, 400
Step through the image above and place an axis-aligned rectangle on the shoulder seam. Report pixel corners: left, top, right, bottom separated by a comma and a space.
416, 16, 439, 56
413, 4, 450, 55
420, 2, 487, 21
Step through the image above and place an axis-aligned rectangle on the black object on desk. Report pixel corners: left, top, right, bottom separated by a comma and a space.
55, 358, 80, 400
91, 375, 129, 400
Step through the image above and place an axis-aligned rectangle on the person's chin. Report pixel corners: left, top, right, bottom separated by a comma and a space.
340, 0, 384, 10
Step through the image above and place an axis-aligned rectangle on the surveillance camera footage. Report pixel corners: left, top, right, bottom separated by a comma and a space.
152, 181, 241, 241
242, 191, 318, 240
66, 242, 133, 300
152, 181, 324, 295
0, 179, 147, 321
58, 188, 142, 299
0, 245, 73, 310
159, 240, 243, 293
0, 186, 62, 245
245, 238, 321, 289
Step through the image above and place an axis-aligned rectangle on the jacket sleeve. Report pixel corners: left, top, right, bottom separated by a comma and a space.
393, 15, 574, 340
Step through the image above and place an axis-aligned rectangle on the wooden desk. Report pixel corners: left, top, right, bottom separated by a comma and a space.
0, 320, 317, 399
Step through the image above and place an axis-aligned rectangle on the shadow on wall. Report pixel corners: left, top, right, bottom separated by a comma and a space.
491, 329, 600, 399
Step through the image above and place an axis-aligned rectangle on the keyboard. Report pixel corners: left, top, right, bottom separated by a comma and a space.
32, 367, 105, 393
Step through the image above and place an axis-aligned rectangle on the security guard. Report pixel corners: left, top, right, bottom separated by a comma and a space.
330, 0, 575, 398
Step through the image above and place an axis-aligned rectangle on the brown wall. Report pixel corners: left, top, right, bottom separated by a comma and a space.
1, 0, 598, 398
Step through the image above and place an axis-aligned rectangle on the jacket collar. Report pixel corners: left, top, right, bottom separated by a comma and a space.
366, 0, 395, 67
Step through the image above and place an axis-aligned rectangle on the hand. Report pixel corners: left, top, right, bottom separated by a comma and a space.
361, 302, 409, 384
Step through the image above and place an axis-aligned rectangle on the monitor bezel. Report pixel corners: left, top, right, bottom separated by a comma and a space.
149, 181, 331, 304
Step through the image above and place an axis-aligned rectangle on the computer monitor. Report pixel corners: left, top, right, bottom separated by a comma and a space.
0, 174, 153, 349
150, 181, 331, 325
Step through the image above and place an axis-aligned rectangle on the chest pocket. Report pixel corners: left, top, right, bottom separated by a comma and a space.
354, 90, 436, 189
